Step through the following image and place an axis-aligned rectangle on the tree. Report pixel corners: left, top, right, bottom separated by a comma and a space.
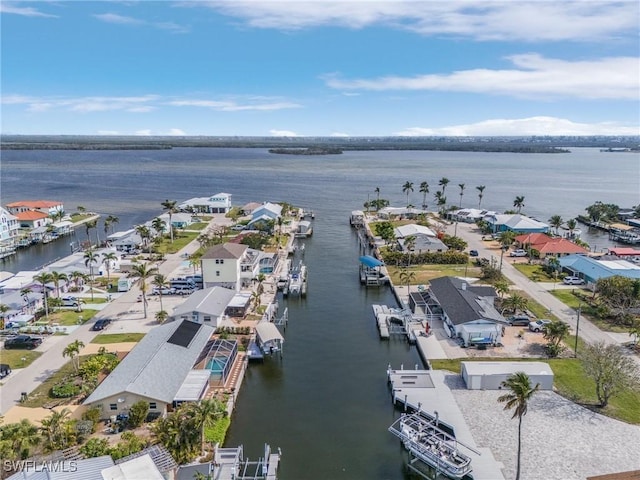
161, 199, 178, 242
135, 225, 151, 249
595, 276, 640, 323
374, 221, 395, 246
70, 271, 87, 292
33, 272, 54, 321
20, 287, 33, 313
85, 219, 99, 247
580, 341, 640, 407
402, 181, 414, 207
513, 196, 525, 214
128, 401, 150, 428
189, 253, 202, 277
566, 218, 577, 238
80, 437, 110, 458
152, 274, 169, 312
543, 321, 570, 357
585, 201, 619, 224
498, 372, 540, 480
101, 252, 117, 282
0, 304, 9, 328
403, 235, 416, 266
494, 280, 510, 299
458, 183, 465, 208
398, 268, 416, 299
40, 408, 73, 452
84, 249, 99, 301
0, 418, 41, 460
152, 217, 166, 237
438, 177, 450, 195
476, 185, 486, 207
50, 271, 68, 298
188, 399, 226, 456
374, 186, 380, 208
548, 215, 563, 235
131, 262, 159, 318
498, 230, 517, 271
63, 339, 85, 373
501, 292, 528, 315
419, 181, 429, 209
155, 310, 169, 324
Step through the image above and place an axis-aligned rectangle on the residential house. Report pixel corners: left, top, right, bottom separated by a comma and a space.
171, 286, 237, 326
0, 207, 19, 248
377, 206, 429, 219
515, 233, 589, 259
559, 254, 640, 284
246, 202, 282, 230
484, 213, 549, 234
7, 456, 115, 480
6, 200, 64, 217
14, 210, 49, 229
108, 229, 143, 253
394, 223, 448, 253
157, 211, 194, 229
421, 276, 504, 347
201, 243, 248, 290
241, 201, 262, 216
84, 319, 215, 418
179, 192, 232, 214
449, 208, 497, 223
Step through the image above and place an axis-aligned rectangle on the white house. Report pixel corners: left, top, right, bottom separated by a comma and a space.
6, 200, 64, 217
201, 243, 249, 291
484, 214, 549, 234
171, 287, 237, 327
108, 229, 143, 253
14, 210, 50, 229
394, 223, 436, 238
179, 192, 232, 214
0, 207, 19, 248
250, 202, 282, 221
449, 208, 497, 223
461, 361, 554, 390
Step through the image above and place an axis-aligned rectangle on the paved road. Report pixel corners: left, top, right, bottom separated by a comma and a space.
0, 215, 233, 415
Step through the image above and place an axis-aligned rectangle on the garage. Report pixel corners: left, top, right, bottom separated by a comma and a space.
461, 361, 554, 390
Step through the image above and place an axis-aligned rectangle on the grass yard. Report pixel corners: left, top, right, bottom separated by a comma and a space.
0, 350, 42, 369
512, 263, 556, 282
387, 263, 482, 285
49, 309, 97, 326
154, 232, 199, 254
430, 357, 640, 424
186, 222, 209, 231
91, 333, 145, 344
20, 359, 77, 408
550, 290, 630, 334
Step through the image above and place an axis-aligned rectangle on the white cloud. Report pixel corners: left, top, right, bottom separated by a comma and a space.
195, 1, 638, 42
394, 116, 640, 136
167, 128, 186, 135
93, 12, 190, 33
168, 99, 301, 111
270, 129, 298, 136
135, 129, 152, 136
324, 55, 639, 100
0, 2, 58, 18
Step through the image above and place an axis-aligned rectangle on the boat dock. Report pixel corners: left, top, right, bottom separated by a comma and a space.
197, 444, 281, 480
372, 304, 426, 342
387, 367, 505, 480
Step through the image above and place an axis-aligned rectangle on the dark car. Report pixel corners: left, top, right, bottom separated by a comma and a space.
469, 250, 479, 257
91, 319, 112, 331
507, 315, 530, 326
0, 364, 11, 379
4, 335, 43, 349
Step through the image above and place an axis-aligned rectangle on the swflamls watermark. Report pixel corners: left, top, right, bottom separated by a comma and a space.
2, 460, 78, 473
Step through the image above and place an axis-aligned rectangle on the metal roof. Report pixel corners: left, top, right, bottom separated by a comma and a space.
359, 255, 384, 268
461, 361, 553, 376
171, 286, 237, 318
255, 322, 284, 344
173, 369, 211, 402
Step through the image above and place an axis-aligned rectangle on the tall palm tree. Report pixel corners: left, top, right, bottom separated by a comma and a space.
40, 408, 72, 452
135, 225, 151, 249
2, 418, 41, 460
33, 272, 54, 321
404, 235, 416, 266
84, 249, 99, 301
374, 186, 380, 206
398, 268, 416, 300
476, 185, 486, 208
131, 262, 159, 318
69, 271, 87, 292
548, 215, 563, 235
20, 287, 33, 313
189, 399, 226, 456
161, 199, 178, 243
152, 274, 169, 313
189, 252, 202, 276
101, 252, 117, 282
499, 230, 517, 271
513, 196, 525, 214
85, 219, 99, 247
62, 339, 85, 373
105, 215, 119, 234
438, 177, 450, 195
566, 218, 577, 239
50, 271, 68, 298
458, 183, 466, 208
0, 303, 9, 328
498, 372, 540, 480
419, 181, 429, 209
402, 181, 414, 207
152, 217, 166, 238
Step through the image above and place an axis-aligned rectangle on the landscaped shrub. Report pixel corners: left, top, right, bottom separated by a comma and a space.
75, 420, 94, 441
80, 438, 110, 458
128, 401, 149, 428
82, 406, 101, 432
51, 382, 80, 398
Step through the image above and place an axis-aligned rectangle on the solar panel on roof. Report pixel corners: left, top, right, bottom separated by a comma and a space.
167, 320, 202, 347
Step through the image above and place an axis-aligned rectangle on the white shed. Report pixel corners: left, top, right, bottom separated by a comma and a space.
461, 361, 554, 391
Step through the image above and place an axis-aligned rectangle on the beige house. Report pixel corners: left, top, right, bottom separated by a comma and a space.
201, 243, 248, 291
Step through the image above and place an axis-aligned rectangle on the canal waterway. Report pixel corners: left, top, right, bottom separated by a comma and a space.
2, 147, 638, 478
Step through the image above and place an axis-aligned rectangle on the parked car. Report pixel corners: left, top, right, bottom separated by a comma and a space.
231, 225, 245, 231
469, 250, 479, 257
4, 335, 43, 349
510, 249, 527, 257
61, 296, 80, 307
91, 318, 112, 331
563, 276, 585, 285
529, 319, 552, 332
507, 315, 530, 326
0, 364, 11, 379
151, 287, 176, 295
175, 287, 196, 296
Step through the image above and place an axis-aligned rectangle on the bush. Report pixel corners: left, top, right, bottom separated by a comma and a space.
82, 406, 101, 432
51, 382, 80, 398
75, 420, 94, 441
128, 401, 149, 428
80, 438, 110, 458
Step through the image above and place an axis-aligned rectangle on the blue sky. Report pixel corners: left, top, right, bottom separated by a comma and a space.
1, 1, 639, 136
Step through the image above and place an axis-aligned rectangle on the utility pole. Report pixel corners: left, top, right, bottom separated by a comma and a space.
574, 304, 581, 357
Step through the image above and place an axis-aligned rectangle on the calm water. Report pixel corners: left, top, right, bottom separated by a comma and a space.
2, 147, 638, 478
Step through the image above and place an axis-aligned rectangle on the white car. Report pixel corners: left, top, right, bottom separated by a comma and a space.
510, 249, 527, 257
529, 319, 552, 332
563, 276, 585, 285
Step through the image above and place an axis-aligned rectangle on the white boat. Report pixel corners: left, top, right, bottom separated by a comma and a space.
389, 411, 473, 479
284, 261, 307, 297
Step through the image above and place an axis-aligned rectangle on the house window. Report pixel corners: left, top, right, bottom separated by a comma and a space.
215, 259, 225, 264
216, 271, 220, 277
149, 402, 157, 409
109, 404, 117, 411
203, 316, 211, 322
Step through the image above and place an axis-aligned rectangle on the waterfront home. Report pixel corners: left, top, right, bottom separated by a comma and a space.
608, 247, 640, 263
5, 199, 64, 217
14, 210, 49, 229
0, 207, 20, 248
157, 211, 194, 229
421, 276, 504, 348
171, 286, 238, 326
484, 213, 549, 234
449, 208, 497, 223
514, 233, 589, 259
250, 202, 282, 222
179, 192, 232, 214
242, 201, 262, 216
559, 254, 640, 283
108, 229, 143, 253
377, 206, 428, 219
461, 362, 554, 390
394, 223, 447, 253
202, 242, 276, 290
84, 319, 215, 418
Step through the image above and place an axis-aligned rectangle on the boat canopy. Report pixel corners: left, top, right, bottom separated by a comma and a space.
255, 322, 284, 344
359, 255, 384, 268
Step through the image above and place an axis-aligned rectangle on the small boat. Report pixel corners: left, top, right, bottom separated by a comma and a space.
389, 411, 473, 479
284, 261, 307, 297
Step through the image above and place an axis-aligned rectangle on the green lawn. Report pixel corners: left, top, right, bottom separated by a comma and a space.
20, 359, 77, 408
550, 290, 629, 333
186, 222, 209, 231
154, 232, 199, 254
48, 309, 97, 326
0, 350, 42, 369
430, 357, 640, 424
512, 263, 556, 282
387, 263, 482, 285
91, 333, 145, 344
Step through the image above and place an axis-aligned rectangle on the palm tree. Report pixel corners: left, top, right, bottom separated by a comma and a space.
70, 271, 87, 292
498, 372, 540, 480
398, 267, 416, 300
84, 249, 99, 301
40, 408, 72, 452
50, 271, 68, 298
131, 262, 159, 318
161, 199, 178, 242
494, 280, 510, 299
189, 399, 226, 456
101, 252, 117, 282
404, 235, 416, 266
513, 196, 525, 214
105, 215, 119, 234
566, 218, 577, 239
402, 181, 414, 207
85, 219, 98, 247
548, 215, 563, 235
152, 217, 166, 238
419, 181, 429, 209
20, 287, 33, 313
499, 230, 517, 271
155, 310, 169, 324
0, 304, 9, 328
501, 292, 529, 315
458, 183, 465, 208
476, 185, 486, 208
33, 272, 54, 321
438, 177, 450, 195
543, 321, 570, 357
189, 253, 202, 277
135, 225, 151, 249
62, 339, 85, 373
374, 186, 380, 207
152, 274, 169, 313
2, 418, 41, 460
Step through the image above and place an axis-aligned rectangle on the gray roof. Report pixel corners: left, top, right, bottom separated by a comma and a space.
202, 242, 247, 259
7, 456, 114, 480
84, 320, 214, 405
172, 286, 237, 318
428, 277, 502, 325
